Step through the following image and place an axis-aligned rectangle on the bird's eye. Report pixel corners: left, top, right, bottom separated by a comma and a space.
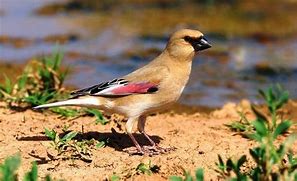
184, 36, 191, 42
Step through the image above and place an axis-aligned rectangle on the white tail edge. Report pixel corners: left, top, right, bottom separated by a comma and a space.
33, 97, 100, 109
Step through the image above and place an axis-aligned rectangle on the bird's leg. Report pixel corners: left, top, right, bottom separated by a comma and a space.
124, 117, 144, 155
138, 116, 157, 146
127, 133, 143, 154
137, 116, 175, 154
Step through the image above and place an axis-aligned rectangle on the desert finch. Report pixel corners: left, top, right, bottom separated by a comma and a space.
34, 29, 212, 155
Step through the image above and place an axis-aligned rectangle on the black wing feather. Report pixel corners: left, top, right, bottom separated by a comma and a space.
70, 78, 129, 97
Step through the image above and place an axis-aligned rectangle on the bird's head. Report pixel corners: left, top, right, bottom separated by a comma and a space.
165, 29, 212, 60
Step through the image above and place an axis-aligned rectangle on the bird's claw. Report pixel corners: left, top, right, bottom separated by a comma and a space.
123, 145, 176, 156
123, 147, 145, 156
143, 145, 176, 154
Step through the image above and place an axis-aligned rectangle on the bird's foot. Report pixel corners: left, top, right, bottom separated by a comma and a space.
124, 145, 176, 156
143, 145, 176, 155
123, 147, 145, 156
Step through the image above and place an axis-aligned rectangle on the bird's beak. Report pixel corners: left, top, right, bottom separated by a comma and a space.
194, 37, 212, 51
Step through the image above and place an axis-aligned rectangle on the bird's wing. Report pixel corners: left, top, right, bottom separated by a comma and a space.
70, 78, 158, 97
122, 64, 170, 85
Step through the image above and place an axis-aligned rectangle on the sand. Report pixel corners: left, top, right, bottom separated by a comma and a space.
0, 100, 296, 180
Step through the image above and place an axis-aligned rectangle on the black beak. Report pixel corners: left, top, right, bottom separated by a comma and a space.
194, 36, 212, 51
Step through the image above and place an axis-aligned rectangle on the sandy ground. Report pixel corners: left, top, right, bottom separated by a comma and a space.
0, 100, 296, 180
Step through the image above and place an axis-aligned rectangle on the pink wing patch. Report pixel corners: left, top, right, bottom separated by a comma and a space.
110, 82, 158, 95
71, 78, 158, 97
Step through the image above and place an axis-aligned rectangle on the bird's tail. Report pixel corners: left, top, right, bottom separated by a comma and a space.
33, 97, 101, 109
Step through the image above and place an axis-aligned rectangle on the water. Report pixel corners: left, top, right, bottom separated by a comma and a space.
1, 0, 297, 107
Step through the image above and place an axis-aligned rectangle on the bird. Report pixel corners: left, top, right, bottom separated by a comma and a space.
34, 29, 212, 155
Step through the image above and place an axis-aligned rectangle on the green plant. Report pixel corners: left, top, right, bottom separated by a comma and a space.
38, 49, 67, 91
226, 111, 254, 136
0, 154, 55, 181
169, 168, 204, 181
258, 84, 289, 130
44, 128, 105, 162
24, 162, 38, 181
215, 155, 248, 180
85, 108, 108, 125
0, 75, 14, 99
50, 107, 80, 118
217, 85, 297, 180
96, 140, 108, 148
0, 154, 21, 181
0, 48, 107, 122
226, 85, 290, 136
135, 161, 160, 176
0, 49, 68, 108
24, 91, 57, 106
110, 174, 120, 181
45, 128, 78, 153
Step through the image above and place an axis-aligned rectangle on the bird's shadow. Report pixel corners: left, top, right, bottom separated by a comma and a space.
17, 128, 163, 152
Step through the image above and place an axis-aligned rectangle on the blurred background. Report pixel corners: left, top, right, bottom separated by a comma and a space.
0, 0, 297, 107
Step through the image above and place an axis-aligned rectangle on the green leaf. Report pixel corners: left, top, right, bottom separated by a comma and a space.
259, 89, 268, 102
273, 120, 292, 139
136, 163, 151, 175
247, 133, 262, 142
249, 149, 257, 162
226, 121, 248, 132
45, 175, 52, 181
288, 152, 297, 166
252, 119, 267, 137
44, 128, 56, 141
260, 85, 290, 112
278, 134, 297, 160
0, 154, 21, 181
61, 131, 78, 142
276, 144, 286, 159
96, 141, 106, 148
53, 50, 63, 71
110, 174, 120, 181
267, 86, 276, 102
17, 73, 28, 90
251, 106, 268, 123
3, 74, 13, 94
226, 158, 235, 171
184, 171, 193, 181
25, 91, 57, 106
251, 167, 261, 180
50, 107, 80, 118
195, 168, 204, 181
275, 91, 289, 110
217, 155, 225, 171
24, 161, 38, 181
249, 147, 264, 164
169, 176, 183, 181
85, 108, 108, 125
237, 155, 247, 169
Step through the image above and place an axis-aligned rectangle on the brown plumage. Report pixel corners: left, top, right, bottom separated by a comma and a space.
34, 29, 212, 155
